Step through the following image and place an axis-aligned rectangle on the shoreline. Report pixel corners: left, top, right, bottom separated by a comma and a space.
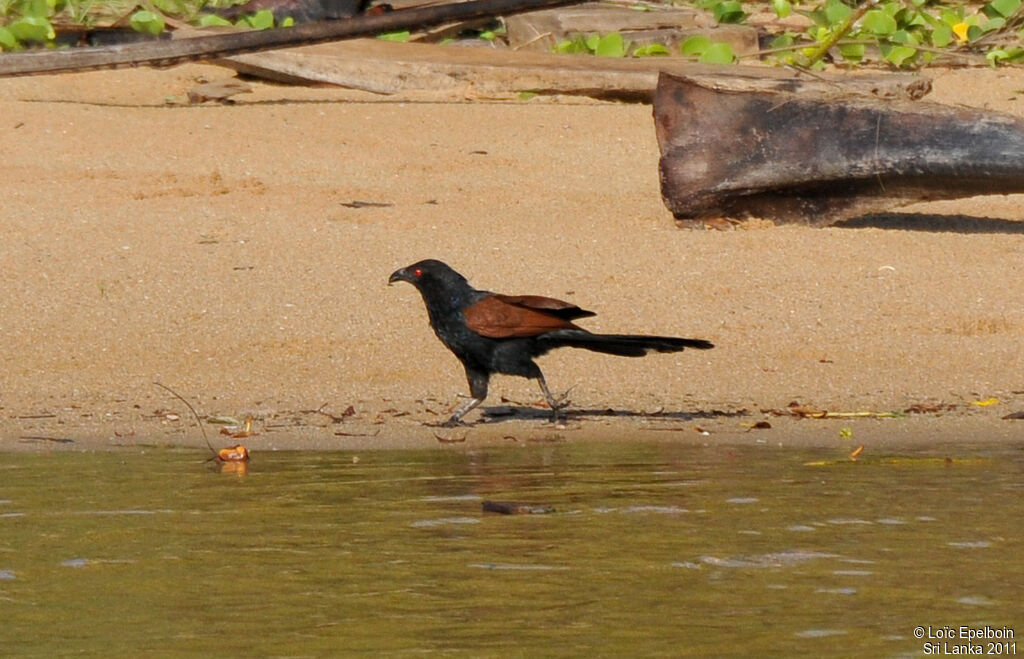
1, 63, 1022, 452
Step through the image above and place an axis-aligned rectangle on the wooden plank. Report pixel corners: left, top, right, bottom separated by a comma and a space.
219, 38, 932, 102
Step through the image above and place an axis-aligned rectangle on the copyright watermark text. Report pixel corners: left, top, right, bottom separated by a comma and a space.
914, 626, 1016, 655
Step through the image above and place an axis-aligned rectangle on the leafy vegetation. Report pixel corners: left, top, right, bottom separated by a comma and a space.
0, 0, 291, 50
551, 0, 1023, 68
765, 0, 1024, 68
0, 0, 1021, 69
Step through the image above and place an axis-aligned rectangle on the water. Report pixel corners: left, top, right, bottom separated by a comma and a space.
1, 441, 1021, 656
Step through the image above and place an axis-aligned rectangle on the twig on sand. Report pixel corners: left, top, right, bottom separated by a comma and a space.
153, 381, 215, 456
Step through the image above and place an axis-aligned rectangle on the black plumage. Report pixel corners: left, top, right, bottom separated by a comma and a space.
389, 259, 713, 426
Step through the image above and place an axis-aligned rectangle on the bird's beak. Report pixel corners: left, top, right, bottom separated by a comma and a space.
388, 268, 408, 286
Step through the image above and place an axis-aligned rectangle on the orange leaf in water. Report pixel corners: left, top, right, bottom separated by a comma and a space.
218, 444, 250, 462
849, 445, 864, 461
219, 460, 248, 475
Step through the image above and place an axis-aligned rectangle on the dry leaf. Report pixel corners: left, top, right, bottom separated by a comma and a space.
217, 444, 249, 462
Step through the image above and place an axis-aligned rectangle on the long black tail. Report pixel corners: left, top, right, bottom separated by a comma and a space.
538, 329, 713, 357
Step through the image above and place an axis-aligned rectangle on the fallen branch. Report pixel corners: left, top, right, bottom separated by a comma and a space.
0, 0, 586, 78
654, 72, 1024, 225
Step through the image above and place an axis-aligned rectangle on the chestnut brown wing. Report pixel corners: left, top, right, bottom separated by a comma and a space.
464, 295, 588, 339
490, 294, 596, 320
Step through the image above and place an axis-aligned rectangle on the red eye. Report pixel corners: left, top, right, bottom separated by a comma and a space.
413, 268, 423, 277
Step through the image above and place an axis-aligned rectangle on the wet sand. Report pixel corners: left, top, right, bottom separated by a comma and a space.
1, 60, 1022, 452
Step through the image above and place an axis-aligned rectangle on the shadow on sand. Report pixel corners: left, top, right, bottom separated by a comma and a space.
836, 212, 1024, 234
474, 405, 749, 425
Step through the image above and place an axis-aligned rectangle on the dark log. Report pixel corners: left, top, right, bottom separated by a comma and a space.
0, 0, 585, 78
654, 72, 1024, 226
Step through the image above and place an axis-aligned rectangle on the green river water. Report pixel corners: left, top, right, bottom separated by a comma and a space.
1, 441, 1021, 656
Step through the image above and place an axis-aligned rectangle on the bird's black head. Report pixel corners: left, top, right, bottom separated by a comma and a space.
389, 259, 479, 315
388, 259, 467, 290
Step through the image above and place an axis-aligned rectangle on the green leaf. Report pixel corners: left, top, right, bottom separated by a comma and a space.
712, 0, 746, 24
518, 91, 537, 100
153, 0, 185, 13
0, 26, 18, 50
554, 35, 587, 53
130, 10, 165, 36
242, 9, 274, 29
967, 24, 985, 41
891, 29, 919, 45
633, 43, 670, 57
940, 7, 966, 25
769, 33, 795, 48
7, 16, 54, 42
281, 16, 294, 27
554, 39, 575, 53
16, 0, 50, 19
891, 8, 921, 28
699, 41, 735, 63
196, 13, 232, 26
772, 0, 791, 19
478, 29, 496, 41
377, 30, 410, 42
595, 32, 629, 57
680, 34, 712, 55
919, 10, 941, 28
824, 0, 851, 25
980, 16, 1006, 32
983, 47, 1024, 66
986, 0, 1021, 18
802, 7, 829, 26
882, 44, 917, 66
930, 24, 953, 47
860, 9, 897, 35
837, 42, 865, 61
584, 33, 601, 52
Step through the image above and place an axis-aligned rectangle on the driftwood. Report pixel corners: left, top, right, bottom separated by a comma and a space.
221, 38, 932, 102
0, 0, 585, 77
504, 3, 758, 56
654, 72, 1024, 226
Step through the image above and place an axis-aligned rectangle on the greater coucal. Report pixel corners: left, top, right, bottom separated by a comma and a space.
388, 259, 713, 427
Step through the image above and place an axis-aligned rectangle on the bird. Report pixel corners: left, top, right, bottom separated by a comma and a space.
388, 259, 714, 427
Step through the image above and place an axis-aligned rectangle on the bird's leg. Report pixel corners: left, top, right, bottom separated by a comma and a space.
442, 365, 489, 427
537, 373, 571, 423
443, 396, 484, 427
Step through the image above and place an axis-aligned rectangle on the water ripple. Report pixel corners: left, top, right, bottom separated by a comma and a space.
409, 517, 480, 528
700, 550, 838, 569
469, 563, 568, 571
795, 629, 848, 638
957, 596, 996, 607
594, 505, 693, 514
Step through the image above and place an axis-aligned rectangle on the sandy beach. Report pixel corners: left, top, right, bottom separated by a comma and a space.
1, 58, 1022, 452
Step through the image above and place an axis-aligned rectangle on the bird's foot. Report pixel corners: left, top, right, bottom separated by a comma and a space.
547, 390, 572, 410
441, 416, 468, 428
545, 389, 574, 424
537, 379, 573, 424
